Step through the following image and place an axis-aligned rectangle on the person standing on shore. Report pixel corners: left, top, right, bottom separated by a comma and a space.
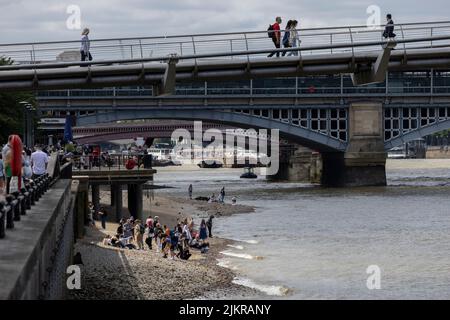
199, 219, 208, 241
206, 215, 214, 238
134, 219, 144, 250
98, 207, 108, 229
188, 184, 193, 199
145, 222, 154, 250
219, 187, 225, 203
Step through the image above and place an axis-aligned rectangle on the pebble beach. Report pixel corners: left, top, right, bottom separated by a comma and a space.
69, 192, 257, 300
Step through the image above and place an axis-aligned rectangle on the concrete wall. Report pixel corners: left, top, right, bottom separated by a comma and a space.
0, 179, 76, 300
426, 146, 450, 159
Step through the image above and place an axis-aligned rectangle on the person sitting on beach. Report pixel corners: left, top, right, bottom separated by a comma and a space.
208, 193, 217, 203
117, 218, 125, 236
123, 219, 133, 238
177, 232, 192, 260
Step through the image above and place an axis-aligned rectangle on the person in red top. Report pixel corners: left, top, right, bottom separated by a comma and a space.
268, 17, 282, 58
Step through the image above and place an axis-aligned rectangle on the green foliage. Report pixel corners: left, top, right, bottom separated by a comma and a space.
0, 57, 35, 144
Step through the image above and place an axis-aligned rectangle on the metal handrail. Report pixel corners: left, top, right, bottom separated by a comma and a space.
1, 20, 449, 47
1, 34, 450, 72
1, 21, 449, 69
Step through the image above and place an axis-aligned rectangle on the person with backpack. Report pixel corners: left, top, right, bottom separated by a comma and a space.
287, 20, 300, 56
281, 20, 293, 57
268, 17, 282, 58
383, 14, 396, 40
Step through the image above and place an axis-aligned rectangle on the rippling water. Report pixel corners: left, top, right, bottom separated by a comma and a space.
154, 160, 450, 300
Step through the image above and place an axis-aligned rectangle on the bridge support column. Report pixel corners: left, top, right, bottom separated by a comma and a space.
267, 144, 320, 182
91, 184, 100, 213
127, 184, 143, 221
110, 184, 116, 207
322, 102, 387, 187
113, 184, 123, 222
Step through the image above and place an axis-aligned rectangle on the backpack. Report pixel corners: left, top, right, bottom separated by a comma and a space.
139, 224, 145, 234
267, 24, 275, 39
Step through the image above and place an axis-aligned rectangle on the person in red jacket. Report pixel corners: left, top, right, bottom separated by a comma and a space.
268, 17, 282, 58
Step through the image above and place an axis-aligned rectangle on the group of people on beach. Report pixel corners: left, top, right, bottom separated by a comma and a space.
189, 184, 237, 205
103, 214, 215, 261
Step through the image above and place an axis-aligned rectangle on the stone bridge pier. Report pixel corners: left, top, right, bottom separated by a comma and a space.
321, 102, 387, 187
269, 102, 386, 187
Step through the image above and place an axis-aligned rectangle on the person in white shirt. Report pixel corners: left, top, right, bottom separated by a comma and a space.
287, 20, 300, 57
30, 146, 49, 179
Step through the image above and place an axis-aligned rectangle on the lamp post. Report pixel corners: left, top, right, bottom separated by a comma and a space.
19, 101, 36, 148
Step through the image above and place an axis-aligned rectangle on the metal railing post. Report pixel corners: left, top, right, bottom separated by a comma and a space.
348, 27, 355, 70
139, 40, 144, 58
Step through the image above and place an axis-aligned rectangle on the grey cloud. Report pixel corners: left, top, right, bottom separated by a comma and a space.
0, 0, 448, 43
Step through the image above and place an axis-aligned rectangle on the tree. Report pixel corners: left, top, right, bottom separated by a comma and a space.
0, 57, 35, 144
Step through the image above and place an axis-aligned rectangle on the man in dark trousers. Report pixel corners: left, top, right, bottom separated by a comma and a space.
268, 17, 282, 58
206, 215, 214, 238
383, 14, 396, 40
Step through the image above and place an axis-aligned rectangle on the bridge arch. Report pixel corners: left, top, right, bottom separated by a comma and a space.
76, 109, 348, 152
385, 119, 450, 150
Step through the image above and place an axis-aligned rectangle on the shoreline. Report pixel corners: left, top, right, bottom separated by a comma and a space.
70, 192, 258, 300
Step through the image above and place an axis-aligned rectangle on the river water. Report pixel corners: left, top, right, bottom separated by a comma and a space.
154, 160, 450, 300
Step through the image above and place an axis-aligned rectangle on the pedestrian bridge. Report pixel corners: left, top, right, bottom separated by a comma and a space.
1, 21, 450, 93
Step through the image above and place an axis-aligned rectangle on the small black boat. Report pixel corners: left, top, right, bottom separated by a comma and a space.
240, 167, 257, 179
198, 160, 223, 168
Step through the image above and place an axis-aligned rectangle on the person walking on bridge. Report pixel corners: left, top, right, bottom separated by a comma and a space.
268, 17, 282, 58
281, 20, 293, 57
287, 20, 300, 57
80, 28, 92, 63
383, 14, 396, 41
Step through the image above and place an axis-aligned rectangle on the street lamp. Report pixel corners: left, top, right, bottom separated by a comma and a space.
19, 101, 36, 147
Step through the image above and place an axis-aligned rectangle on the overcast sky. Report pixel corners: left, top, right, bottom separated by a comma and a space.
0, 0, 449, 43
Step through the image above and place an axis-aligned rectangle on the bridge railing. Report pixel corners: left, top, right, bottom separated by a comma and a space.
65, 153, 153, 172
34, 70, 450, 100
1, 21, 450, 67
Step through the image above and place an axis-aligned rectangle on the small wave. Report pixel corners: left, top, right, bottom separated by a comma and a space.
216, 258, 239, 271
227, 244, 244, 250
234, 239, 259, 244
232, 277, 290, 296
220, 251, 264, 260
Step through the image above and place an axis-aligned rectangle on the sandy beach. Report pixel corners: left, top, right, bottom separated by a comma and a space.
70, 189, 257, 300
